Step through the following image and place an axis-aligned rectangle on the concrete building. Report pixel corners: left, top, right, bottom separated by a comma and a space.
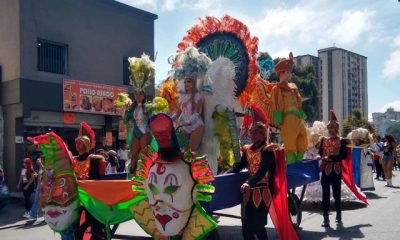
372, 107, 400, 137
0, 0, 157, 191
293, 54, 322, 120
318, 47, 368, 123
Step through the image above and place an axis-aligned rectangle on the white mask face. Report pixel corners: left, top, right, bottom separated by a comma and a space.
43, 200, 80, 232
146, 161, 195, 236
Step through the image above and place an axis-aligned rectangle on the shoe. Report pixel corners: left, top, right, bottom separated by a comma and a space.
335, 218, 342, 224
321, 221, 330, 228
23, 211, 30, 218
321, 218, 330, 228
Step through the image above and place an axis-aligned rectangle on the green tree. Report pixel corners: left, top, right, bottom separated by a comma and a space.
291, 65, 319, 123
342, 109, 375, 137
385, 123, 400, 143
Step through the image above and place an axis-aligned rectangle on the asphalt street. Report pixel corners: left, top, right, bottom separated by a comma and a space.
1, 172, 400, 240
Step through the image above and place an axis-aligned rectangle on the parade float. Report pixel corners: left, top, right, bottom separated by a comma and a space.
29, 15, 370, 240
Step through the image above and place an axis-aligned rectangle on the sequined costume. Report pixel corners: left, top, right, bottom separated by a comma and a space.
178, 92, 204, 134
319, 136, 347, 224
132, 104, 149, 138
229, 143, 275, 240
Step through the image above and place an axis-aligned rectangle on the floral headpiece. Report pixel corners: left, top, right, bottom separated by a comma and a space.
128, 53, 155, 93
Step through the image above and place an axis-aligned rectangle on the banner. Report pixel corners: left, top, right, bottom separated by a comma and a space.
63, 79, 128, 115
118, 120, 127, 140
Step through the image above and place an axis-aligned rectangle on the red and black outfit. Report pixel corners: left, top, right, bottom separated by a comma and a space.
74, 153, 106, 240
229, 143, 275, 240
319, 136, 347, 225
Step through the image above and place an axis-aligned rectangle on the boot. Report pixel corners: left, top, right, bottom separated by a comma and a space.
335, 211, 342, 224
321, 214, 330, 227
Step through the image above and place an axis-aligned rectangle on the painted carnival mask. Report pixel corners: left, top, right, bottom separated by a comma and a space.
30, 132, 80, 233
41, 174, 79, 232
146, 161, 195, 236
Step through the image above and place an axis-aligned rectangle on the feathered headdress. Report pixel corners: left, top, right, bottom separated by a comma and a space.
169, 47, 213, 94
75, 121, 95, 152
128, 53, 155, 93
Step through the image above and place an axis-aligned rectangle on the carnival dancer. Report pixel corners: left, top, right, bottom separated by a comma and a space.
74, 122, 106, 239
123, 54, 154, 173
131, 113, 217, 239
229, 122, 276, 240
319, 111, 347, 227
170, 47, 212, 152
270, 52, 308, 164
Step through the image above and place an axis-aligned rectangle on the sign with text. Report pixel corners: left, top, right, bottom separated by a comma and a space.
63, 79, 128, 115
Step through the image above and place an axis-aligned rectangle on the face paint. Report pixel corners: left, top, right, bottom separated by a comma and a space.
146, 161, 195, 236
43, 200, 80, 232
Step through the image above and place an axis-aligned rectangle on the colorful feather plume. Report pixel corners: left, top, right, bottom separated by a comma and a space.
177, 15, 259, 107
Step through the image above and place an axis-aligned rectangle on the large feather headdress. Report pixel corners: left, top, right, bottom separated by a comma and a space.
128, 53, 155, 93
169, 47, 213, 94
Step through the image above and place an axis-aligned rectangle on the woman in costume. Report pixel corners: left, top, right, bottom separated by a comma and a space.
382, 134, 397, 187
270, 52, 308, 164
170, 47, 212, 152
123, 54, 154, 172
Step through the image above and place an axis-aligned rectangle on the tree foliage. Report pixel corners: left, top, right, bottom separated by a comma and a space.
342, 109, 375, 137
385, 123, 400, 143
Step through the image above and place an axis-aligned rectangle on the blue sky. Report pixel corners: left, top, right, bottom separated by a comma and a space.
117, 0, 400, 118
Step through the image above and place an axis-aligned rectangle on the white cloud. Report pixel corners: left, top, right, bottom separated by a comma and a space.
162, 0, 180, 11
117, 0, 157, 10
382, 35, 400, 80
240, 1, 376, 57
381, 100, 400, 112
163, 0, 222, 13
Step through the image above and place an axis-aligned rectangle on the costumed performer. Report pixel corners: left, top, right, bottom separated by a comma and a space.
74, 122, 107, 239
347, 128, 375, 191
28, 132, 80, 239
270, 52, 308, 164
297, 121, 358, 203
228, 121, 276, 240
319, 110, 347, 227
124, 54, 154, 173
170, 47, 212, 152
130, 113, 217, 239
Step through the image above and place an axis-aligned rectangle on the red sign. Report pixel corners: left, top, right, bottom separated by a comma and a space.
118, 120, 127, 140
63, 79, 128, 115
63, 113, 76, 124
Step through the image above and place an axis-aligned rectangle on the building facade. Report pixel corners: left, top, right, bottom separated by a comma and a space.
0, 0, 157, 191
293, 54, 322, 120
372, 108, 400, 137
318, 47, 368, 123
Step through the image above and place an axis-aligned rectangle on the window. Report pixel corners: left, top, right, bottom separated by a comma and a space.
123, 58, 130, 85
37, 39, 68, 74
